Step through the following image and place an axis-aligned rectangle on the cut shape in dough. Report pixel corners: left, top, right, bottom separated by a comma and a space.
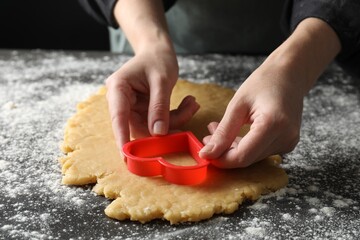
59, 80, 288, 224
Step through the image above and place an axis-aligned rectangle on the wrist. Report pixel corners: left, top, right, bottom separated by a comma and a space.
263, 18, 341, 95
135, 39, 179, 81
135, 32, 175, 56
114, 0, 175, 55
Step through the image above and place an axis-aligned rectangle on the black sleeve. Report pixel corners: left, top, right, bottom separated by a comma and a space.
290, 0, 360, 77
78, 0, 177, 28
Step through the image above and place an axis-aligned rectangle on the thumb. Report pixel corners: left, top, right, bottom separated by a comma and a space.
148, 80, 172, 136
199, 100, 248, 159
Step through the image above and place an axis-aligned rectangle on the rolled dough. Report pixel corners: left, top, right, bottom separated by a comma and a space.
60, 80, 288, 224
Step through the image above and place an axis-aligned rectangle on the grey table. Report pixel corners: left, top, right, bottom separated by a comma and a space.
0, 50, 359, 240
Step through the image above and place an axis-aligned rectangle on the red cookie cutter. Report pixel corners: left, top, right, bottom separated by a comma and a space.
122, 131, 210, 185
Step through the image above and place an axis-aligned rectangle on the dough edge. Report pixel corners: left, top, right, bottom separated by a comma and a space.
59, 80, 288, 224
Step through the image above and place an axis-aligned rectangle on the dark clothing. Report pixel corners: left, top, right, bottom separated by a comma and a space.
78, 0, 176, 27
290, 0, 360, 77
163, 0, 287, 55
78, 0, 360, 77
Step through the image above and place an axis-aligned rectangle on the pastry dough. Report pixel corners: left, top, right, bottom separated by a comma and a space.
60, 80, 288, 224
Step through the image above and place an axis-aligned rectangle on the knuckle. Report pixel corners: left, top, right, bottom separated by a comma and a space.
257, 112, 301, 154
116, 82, 131, 93
105, 69, 131, 86
110, 109, 126, 123
105, 73, 120, 86
273, 113, 290, 129
213, 127, 229, 143
106, 76, 132, 94
261, 112, 294, 133
151, 102, 169, 114
255, 112, 277, 132
110, 114, 122, 129
214, 124, 228, 137
110, 113, 119, 124
105, 81, 133, 105
156, 74, 169, 83
105, 76, 121, 87
151, 73, 170, 84
105, 76, 114, 86
150, 72, 177, 89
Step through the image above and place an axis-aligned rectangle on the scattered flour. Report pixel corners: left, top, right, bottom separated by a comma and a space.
249, 202, 268, 211
1, 50, 359, 240
307, 185, 319, 192
314, 215, 324, 222
245, 227, 266, 237
282, 213, 292, 221
320, 207, 336, 217
1, 225, 13, 231
308, 208, 318, 214
0, 160, 9, 170
333, 199, 351, 208
306, 197, 321, 206
40, 213, 51, 222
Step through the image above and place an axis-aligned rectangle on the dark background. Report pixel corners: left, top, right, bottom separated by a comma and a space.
0, 0, 109, 50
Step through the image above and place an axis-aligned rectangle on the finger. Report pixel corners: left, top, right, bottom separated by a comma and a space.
169, 95, 200, 129
202, 134, 241, 149
202, 135, 211, 145
202, 121, 241, 167
106, 80, 133, 150
207, 122, 219, 134
129, 94, 151, 139
148, 79, 172, 136
129, 111, 150, 139
199, 98, 249, 159
201, 122, 218, 145
215, 113, 277, 168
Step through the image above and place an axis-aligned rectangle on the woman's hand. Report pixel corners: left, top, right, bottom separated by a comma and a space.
106, 46, 199, 150
199, 62, 303, 168
107, 0, 200, 150
199, 17, 341, 168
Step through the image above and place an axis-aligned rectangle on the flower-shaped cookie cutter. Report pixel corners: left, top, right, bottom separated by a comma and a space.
122, 131, 210, 185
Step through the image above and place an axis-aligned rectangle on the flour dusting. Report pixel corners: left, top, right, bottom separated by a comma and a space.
1, 50, 359, 239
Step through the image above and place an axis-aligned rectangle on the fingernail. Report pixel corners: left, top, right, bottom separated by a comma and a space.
200, 144, 214, 154
153, 120, 166, 135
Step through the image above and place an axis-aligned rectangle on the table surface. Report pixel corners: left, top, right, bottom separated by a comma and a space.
0, 50, 359, 240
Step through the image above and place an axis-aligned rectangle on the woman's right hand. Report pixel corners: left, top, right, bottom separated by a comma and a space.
105, 45, 200, 151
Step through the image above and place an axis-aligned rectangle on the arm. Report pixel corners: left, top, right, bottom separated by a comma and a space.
113, 0, 173, 53
106, 0, 199, 150
290, 0, 360, 77
199, 18, 340, 168
267, 17, 341, 94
